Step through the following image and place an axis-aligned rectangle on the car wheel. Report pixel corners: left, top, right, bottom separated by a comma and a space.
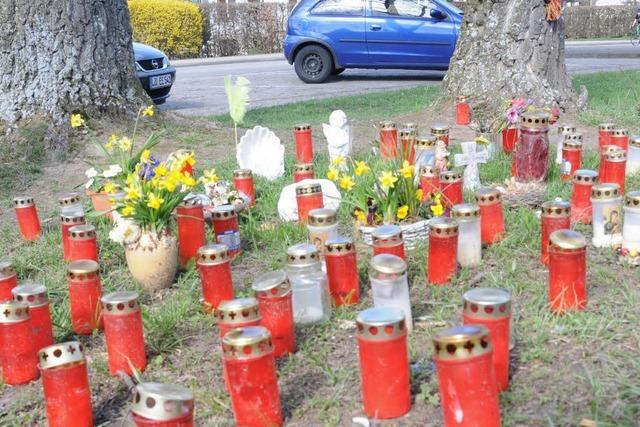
294, 45, 333, 84
331, 67, 345, 76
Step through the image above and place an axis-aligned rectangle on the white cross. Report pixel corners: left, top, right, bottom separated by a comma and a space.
454, 141, 488, 191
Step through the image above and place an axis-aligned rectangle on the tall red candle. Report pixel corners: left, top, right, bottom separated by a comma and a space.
356, 307, 410, 419
293, 163, 314, 183
610, 128, 629, 152
399, 128, 416, 164
176, 200, 206, 268
252, 270, 296, 358
295, 182, 323, 223
379, 120, 398, 160
61, 212, 86, 261
0, 260, 18, 301
39, 341, 93, 427
66, 260, 103, 335
502, 127, 518, 154
433, 325, 501, 427
600, 148, 627, 194
440, 170, 463, 209
197, 244, 234, 313
222, 327, 283, 426
294, 123, 314, 163
372, 225, 405, 259
431, 124, 450, 147
548, 230, 587, 313
13, 196, 42, 241
540, 200, 571, 265
101, 291, 146, 376
515, 112, 550, 182
211, 205, 241, 256
216, 297, 261, 339
455, 96, 471, 125
475, 187, 505, 245
571, 169, 598, 224
69, 224, 99, 262
561, 134, 583, 181
12, 283, 54, 352
428, 218, 458, 285
233, 169, 256, 208
598, 123, 614, 152
325, 237, 360, 306
462, 288, 512, 392
419, 165, 440, 202
0, 300, 39, 385
131, 382, 194, 427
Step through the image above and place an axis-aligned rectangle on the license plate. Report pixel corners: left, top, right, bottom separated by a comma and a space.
149, 74, 172, 89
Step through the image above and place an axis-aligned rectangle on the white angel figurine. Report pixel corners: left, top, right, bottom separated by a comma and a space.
322, 110, 352, 166
434, 139, 449, 172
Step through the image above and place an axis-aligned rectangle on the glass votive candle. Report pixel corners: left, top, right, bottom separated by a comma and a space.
13, 196, 42, 241
554, 124, 577, 165
0, 260, 18, 301
215, 297, 262, 339
414, 136, 436, 171
502, 126, 518, 154
369, 254, 412, 332
561, 134, 583, 181
548, 230, 587, 313
66, 259, 103, 335
68, 224, 98, 262
600, 147, 627, 194
598, 123, 614, 152
196, 244, 234, 313
540, 200, 571, 265
439, 170, 463, 208
591, 183, 623, 248
430, 123, 450, 147
58, 192, 84, 216
428, 217, 459, 285
307, 208, 339, 255
293, 163, 314, 183
379, 120, 398, 160
233, 169, 255, 207
12, 283, 54, 352
60, 212, 86, 261
131, 382, 194, 427
610, 128, 629, 152
399, 128, 416, 164
627, 136, 640, 176
451, 203, 481, 268
176, 199, 206, 268
212, 205, 241, 256
455, 95, 471, 125
0, 300, 39, 385
356, 307, 411, 419
296, 182, 324, 223
371, 224, 405, 259
325, 237, 360, 306
571, 169, 599, 224
515, 112, 550, 182
294, 123, 314, 163
419, 165, 440, 202
621, 191, 640, 263
286, 243, 331, 325
475, 187, 506, 245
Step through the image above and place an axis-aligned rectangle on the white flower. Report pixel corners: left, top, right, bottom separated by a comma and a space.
85, 168, 98, 179
103, 164, 123, 178
85, 178, 95, 189
109, 217, 140, 245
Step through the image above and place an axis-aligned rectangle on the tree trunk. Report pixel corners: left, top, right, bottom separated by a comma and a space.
444, 0, 575, 115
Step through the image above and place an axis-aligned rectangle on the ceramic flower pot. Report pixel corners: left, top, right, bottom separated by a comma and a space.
125, 231, 178, 291
86, 190, 113, 219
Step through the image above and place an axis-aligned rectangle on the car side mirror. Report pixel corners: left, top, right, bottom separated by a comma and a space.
430, 9, 447, 20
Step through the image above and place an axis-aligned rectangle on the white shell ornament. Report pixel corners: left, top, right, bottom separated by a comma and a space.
277, 179, 341, 222
236, 126, 285, 181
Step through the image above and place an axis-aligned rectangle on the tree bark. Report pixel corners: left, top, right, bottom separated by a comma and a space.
444, 0, 575, 115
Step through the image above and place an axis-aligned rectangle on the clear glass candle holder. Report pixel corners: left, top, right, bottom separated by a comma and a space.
414, 136, 436, 170
622, 191, 640, 258
451, 203, 481, 268
627, 137, 640, 176
591, 183, 623, 248
286, 243, 331, 325
369, 254, 413, 332
307, 208, 339, 256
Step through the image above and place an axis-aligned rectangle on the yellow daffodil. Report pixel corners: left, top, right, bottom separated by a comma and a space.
431, 201, 444, 217
379, 171, 398, 190
181, 173, 196, 188
200, 169, 219, 184
126, 187, 141, 200
70, 114, 85, 128
160, 176, 178, 192
399, 160, 414, 179
103, 181, 117, 194
339, 175, 355, 191
475, 136, 490, 146
106, 134, 118, 151
119, 137, 132, 151
331, 155, 346, 167
397, 205, 409, 220
142, 105, 154, 117
155, 164, 168, 177
147, 193, 164, 210
354, 208, 367, 225
327, 168, 339, 181
354, 161, 371, 176
122, 205, 136, 216
140, 149, 151, 163
416, 188, 424, 202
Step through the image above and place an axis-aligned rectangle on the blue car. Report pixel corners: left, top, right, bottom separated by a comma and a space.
133, 42, 177, 104
284, 0, 462, 83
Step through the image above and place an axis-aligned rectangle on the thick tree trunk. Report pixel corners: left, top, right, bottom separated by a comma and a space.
444, 0, 575, 115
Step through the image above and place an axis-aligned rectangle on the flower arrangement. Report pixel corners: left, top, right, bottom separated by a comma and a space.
496, 98, 561, 132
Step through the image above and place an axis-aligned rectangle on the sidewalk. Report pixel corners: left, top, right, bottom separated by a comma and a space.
172, 53, 283, 68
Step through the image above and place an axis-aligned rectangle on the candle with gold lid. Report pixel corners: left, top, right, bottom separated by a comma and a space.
176, 198, 206, 268
561, 134, 583, 181
131, 382, 194, 427
233, 168, 255, 207
455, 95, 471, 125
554, 124, 577, 164
451, 203, 481, 268
369, 254, 412, 331
428, 217, 459, 285
591, 183, 623, 248
620, 191, 640, 265
215, 297, 261, 338
286, 243, 331, 324
399, 128, 416, 164
430, 123, 450, 146
66, 259, 103, 334
212, 204, 241, 256
540, 200, 571, 265
12, 282, 54, 352
371, 224, 405, 259
414, 136, 437, 170
475, 187, 505, 245
548, 230, 587, 312
60, 212, 86, 261
196, 244, 234, 312
0, 300, 39, 385
439, 169, 463, 208
571, 169, 598, 224
307, 208, 339, 255
325, 236, 359, 306
419, 165, 440, 202
0, 260, 18, 301
600, 147, 627, 194
515, 112, 550, 182
13, 196, 42, 241
68, 224, 99, 262
293, 163, 314, 183
379, 120, 398, 160
58, 192, 84, 216
598, 123, 615, 151
627, 136, 640, 175
294, 123, 313, 163
296, 182, 324, 223
610, 128, 629, 152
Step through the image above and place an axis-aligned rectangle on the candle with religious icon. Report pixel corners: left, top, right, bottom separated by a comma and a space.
13, 196, 42, 241
414, 136, 437, 170
295, 182, 324, 223
294, 123, 313, 163
428, 217, 459, 285
591, 183, 623, 247
371, 224, 405, 259
451, 204, 481, 268
419, 165, 440, 202
610, 128, 629, 152
600, 147, 627, 194
430, 124, 450, 147
571, 169, 598, 224
502, 127, 518, 154
68, 224, 98, 262
325, 237, 360, 306
212, 205, 241, 256
131, 382, 195, 427
561, 134, 583, 181
455, 95, 471, 125
475, 187, 506, 245
176, 199, 206, 268
66, 259, 103, 335
252, 270, 296, 358
222, 327, 283, 427
439, 170, 463, 208
0, 300, 39, 385
101, 291, 146, 376
462, 288, 512, 392
432, 325, 501, 427
232, 169, 256, 208
598, 123, 615, 152
0, 260, 18, 301
548, 230, 587, 312
399, 128, 416, 164
540, 200, 571, 265
554, 124, 577, 165
356, 307, 410, 419
216, 297, 262, 338
621, 191, 640, 262
196, 244, 234, 313
379, 120, 398, 160
514, 112, 550, 182
307, 208, 339, 255
369, 254, 412, 331
60, 212, 86, 261
286, 243, 331, 324
12, 283, 54, 352
293, 163, 314, 183
39, 342, 93, 427
627, 136, 640, 175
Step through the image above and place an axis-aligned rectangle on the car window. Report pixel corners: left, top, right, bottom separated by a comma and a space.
371, 0, 437, 18
311, 0, 365, 16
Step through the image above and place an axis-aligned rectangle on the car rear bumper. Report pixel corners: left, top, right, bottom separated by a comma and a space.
137, 66, 177, 102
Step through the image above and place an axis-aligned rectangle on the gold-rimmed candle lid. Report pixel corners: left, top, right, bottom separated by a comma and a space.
222, 326, 273, 360
591, 183, 621, 200
549, 229, 587, 252
216, 298, 261, 325
369, 254, 407, 276
415, 136, 437, 149
612, 128, 628, 137
212, 204, 237, 219
541, 200, 571, 218
0, 260, 16, 279
430, 124, 450, 135
604, 148, 626, 162
428, 217, 459, 236
440, 170, 463, 183
371, 224, 403, 246
295, 182, 322, 196
463, 288, 511, 319
307, 208, 337, 227
233, 169, 253, 178
294, 163, 314, 173
563, 134, 583, 149
629, 136, 640, 148
433, 325, 492, 361
294, 123, 311, 131
0, 300, 29, 323
402, 122, 418, 131
598, 123, 615, 131
356, 307, 407, 341
196, 244, 230, 266
101, 291, 140, 315
573, 169, 598, 184
457, 95, 466, 103
624, 191, 640, 208
252, 270, 291, 298
287, 243, 319, 267
399, 128, 416, 138
12, 282, 48, 307
60, 212, 86, 224
520, 112, 550, 129
379, 120, 397, 130
131, 382, 194, 421
419, 165, 438, 177
325, 236, 355, 255
13, 196, 35, 208
557, 124, 576, 134
66, 259, 100, 281
602, 145, 623, 155
39, 341, 85, 370
475, 187, 503, 205
58, 192, 81, 207
451, 203, 480, 220
69, 224, 96, 240
179, 197, 202, 207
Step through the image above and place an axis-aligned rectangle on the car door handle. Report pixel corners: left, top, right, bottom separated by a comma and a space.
370, 24, 382, 31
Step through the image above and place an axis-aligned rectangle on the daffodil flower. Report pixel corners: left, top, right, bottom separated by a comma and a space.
379, 171, 398, 190
339, 175, 355, 191
70, 114, 85, 128
431, 202, 444, 217
397, 205, 409, 220
103, 181, 117, 194
119, 137, 132, 151
140, 149, 151, 163
155, 164, 168, 177
327, 168, 339, 181
200, 169, 219, 184
331, 155, 346, 167
399, 160, 414, 179
126, 187, 141, 200
142, 106, 154, 117
354, 161, 370, 176
416, 188, 424, 202
122, 205, 136, 216
146, 193, 164, 210
354, 209, 367, 225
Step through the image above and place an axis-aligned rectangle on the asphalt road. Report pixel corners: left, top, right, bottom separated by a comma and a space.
165, 40, 640, 116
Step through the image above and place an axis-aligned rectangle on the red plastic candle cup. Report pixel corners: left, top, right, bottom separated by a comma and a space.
12, 283, 54, 353
548, 230, 587, 313
196, 244, 234, 313
455, 96, 471, 126
379, 120, 398, 160
325, 237, 360, 306
598, 145, 618, 180
610, 128, 629, 152
176, 200, 206, 268
419, 165, 440, 202
399, 128, 416, 165
39, 342, 93, 427
515, 112, 550, 182
502, 127, 518, 154
600, 148, 627, 194
233, 169, 256, 208
430, 123, 450, 147
68, 224, 98, 262
475, 187, 506, 245
0, 301, 39, 385
131, 382, 194, 427
294, 123, 314, 163
293, 163, 314, 183
372, 225, 405, 259
462, 288, 512, 392
61, 212, 86, 261
212, 205, 241, 256
216, 297, 262, 339
101, 291, 146, 376
66, 260, 103, 335
13, 196, 42, 241
598, 123, 614, 152
439, 170, 463, 209
252, 271, 296, 358
0, 260, 18, 301
356, 307, 410, 419
428, 218, 459, 285
295, 182, 323, 223
433, 325, 501, 427
561, 134, 583, 181
540, 200, 571, 265
571, 170, 599, 225
222, 327, 283, 427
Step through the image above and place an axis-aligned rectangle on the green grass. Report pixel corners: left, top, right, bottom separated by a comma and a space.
0, 122, 47, 202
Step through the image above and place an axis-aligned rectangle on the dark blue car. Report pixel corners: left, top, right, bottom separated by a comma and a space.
284, 0, 462, 83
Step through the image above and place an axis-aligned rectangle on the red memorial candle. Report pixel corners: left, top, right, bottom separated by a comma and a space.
39, 341, 93, 427
433, 325, 501, 427
571, 169, 598, 225
419, 165, 440, 202
216, 297, 261, 339
252, 270, 296, 358
12, 283, 54, 352
475, 187, 506, 245
548, 230, 587, 313
13, 196, 42, 241
428, 218, 459, 285
131, 382, 194, 427
455, 96, 471, 126
399, 128, 416, 164
502, 126, 518, 154
462, 288, 512, 392
69, 224, 98, 262
372, 225, 405, 259
101, 291, 146, 376
325, 237, 360, 306
431, 123, 450, 147
196, 244, 234, 313
222, 327, 283, 427
0, 260, 18, 301
66, 260, 103, 335
356, 307, 410, 419
540, 200, 571, 265
295, 182, 323, 223
610, 128, 629, 152
379, 120, 398, 160
176, 199, 206, 268
294, 123, 314, 163
0, 301, 39, 385
293, 163, 314, 183
598, 145, 619, 180
598, 123, 614, 152
440, 170, 463, 209
61, 212, 86, 261
600, 148, 627, 194
561, 134, 583, 181
211, 205, 241, 256
233, 169, 256, 208
515, 112, 550, 182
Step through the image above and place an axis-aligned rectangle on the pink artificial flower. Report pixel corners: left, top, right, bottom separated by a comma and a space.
512, 98, 527, 109
505, 107, 520, 124
551, 105, 561, 118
